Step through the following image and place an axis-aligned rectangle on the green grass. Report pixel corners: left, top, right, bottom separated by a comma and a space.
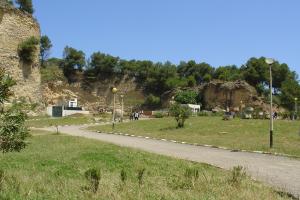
89, 117, 300, 157
0, 131, 290, 199
26, 113, 114, 128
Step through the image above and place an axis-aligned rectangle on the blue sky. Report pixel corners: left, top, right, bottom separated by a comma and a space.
33, 0, 300, 76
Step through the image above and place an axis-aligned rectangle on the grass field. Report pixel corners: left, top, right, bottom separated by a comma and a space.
89, 117, 300, 157
0, 131, 291, 200
26, 114, 111, 128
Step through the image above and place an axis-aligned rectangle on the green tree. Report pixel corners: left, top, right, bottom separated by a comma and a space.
89, 52, 119, 77
174, 90, 198, 104
143, 94, 161, 109
169, 103, 191, 128
177, 61, 214, 84
0, 68, 29, 153
40, 35, 52, 67
214, 65, 241, 81
280, 78, 300, 110
18, 36, 39, 64
62, 46, 85, 82
15, 0, 34, 14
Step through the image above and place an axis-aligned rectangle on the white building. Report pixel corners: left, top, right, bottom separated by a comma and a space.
182, 104, 201, 113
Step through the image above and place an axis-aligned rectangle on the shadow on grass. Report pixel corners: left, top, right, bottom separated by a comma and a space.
159, 126, 177, 131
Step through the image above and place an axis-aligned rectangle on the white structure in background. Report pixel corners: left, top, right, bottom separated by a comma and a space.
47, 98, 89, 117
182, 104, 201, 114
68, 98, 78, 107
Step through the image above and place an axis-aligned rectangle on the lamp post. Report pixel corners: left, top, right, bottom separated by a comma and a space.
111, 87, 118, 130
295, 97, 298, 120
265, 58, 274, 148
120, 94, 124, 122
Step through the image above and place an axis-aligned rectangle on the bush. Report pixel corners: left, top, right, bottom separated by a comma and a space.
169, 103, 192, 128
0, 105, 29, 153
174, 90, 198, 104
16, 0, 34, 14
18, 36, 39, 64
84, 168, 101, 193
144, 94, 161, 109
154, 112, 164, 118
120, 169, 127, 183
228, 166, 247, 186
137, 168, 146, 186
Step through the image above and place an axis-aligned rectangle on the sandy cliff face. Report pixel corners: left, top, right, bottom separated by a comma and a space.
200, 80, 258, 110
0, 5, 41, 103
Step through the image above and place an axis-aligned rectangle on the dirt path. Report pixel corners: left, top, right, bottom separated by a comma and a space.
42, 125, 300, 198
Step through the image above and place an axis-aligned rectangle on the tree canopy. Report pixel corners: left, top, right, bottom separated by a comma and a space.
40, 35, 52, 67
50, 46, 300, 111
15, 0, 34, 14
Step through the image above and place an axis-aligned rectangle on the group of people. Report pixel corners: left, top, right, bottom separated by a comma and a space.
130, 111, 143, 120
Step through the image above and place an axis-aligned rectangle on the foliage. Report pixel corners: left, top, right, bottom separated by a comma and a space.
174, 90, 198, 104
0, 68, 15, 104
169, 103, 191, 128
15, 0, 34, 14
40, 65, 66, 83
55, 48, 300, 111
17, 36, 39, 64
214, 65, 242, 81
137, 168, 146, 186
0, 68, 29, 153
228, 166, 247, 186
40, 35, 52, 67
154, 112, 164, 118
279, 78, 300, 110
84, 168, 101, 193
88, 52, 119, 78
184, 167, 200, 188
120, 169, 127, 183
62, 46, 85, 83
0, 105, 29, 153
143, 94, 161, 109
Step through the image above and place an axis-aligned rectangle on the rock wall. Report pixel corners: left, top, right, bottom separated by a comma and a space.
0, 5, 41, 103
200, 80, 258, 110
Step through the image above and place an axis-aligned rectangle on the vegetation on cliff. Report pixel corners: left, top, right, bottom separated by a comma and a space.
44, 45, 300, 111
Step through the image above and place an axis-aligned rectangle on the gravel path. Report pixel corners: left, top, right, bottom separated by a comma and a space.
42, 125, 300, 198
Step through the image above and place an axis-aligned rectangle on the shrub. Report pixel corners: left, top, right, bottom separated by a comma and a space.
16, 0, 34, 14
169, 103, 191, 128
0, 105, 29, 153
120, 169, 127, 183
154, 112, 164, 118
0, 169, 4, 190
228, 166, 247, 186
137, 168, 146, 186
144, 94, 161, 109
18, 36, 39, 64
184, 167, 199, 188
174, 90, 198, 104
84, 168, 101, 193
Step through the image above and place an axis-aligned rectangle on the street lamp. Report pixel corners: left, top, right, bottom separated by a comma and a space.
295, 97, 298, 120
265, 58, 275, 148
120, 94, 124, 122
111, 87, 118, 130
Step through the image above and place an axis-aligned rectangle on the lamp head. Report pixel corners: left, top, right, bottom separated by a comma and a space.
112, 87, 118, 94
295, 97, 298, 101
265, 58, 275, 65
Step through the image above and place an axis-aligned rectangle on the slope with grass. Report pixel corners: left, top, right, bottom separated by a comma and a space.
0, 131, 290, 200
26, 114, 111, 128
89, 117, 300, 157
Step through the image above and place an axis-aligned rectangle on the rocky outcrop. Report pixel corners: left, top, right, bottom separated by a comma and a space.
200, 80, 258, 110
0, 3, 41, 103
